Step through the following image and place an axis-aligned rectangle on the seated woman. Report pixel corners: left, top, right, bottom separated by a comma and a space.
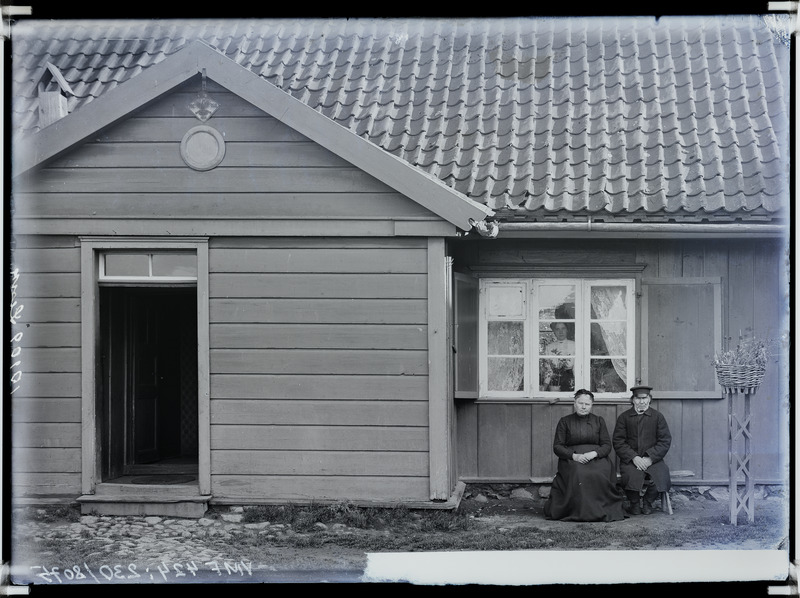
544, 389, 626, 522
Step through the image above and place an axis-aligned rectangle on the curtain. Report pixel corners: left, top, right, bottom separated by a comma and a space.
590, 286, 627, 383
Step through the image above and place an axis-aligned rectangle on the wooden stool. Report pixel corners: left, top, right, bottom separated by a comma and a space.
661, 491, 673, 515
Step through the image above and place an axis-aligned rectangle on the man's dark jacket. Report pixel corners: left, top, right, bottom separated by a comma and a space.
612, 407, 672, 492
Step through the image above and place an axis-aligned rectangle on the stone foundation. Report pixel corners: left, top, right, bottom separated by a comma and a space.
463, 483, 787, 504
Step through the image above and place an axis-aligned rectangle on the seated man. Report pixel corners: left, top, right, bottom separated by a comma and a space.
612, 386, 672, 515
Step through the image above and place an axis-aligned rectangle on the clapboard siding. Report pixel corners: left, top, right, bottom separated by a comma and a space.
16, 348, 81, 372
211, 374, 429, 400
9, 240, 83, 497
11, 398, 82, 423
211, 400, 428, 427
211, 349, 427, 376
210, 248, 428, 273
15, 448, 81, 473
456, 238, 789, 485
211, 298, 427, 324
12, 192, 435, 220
212, 475, 430, 503
211, 425, 429, 451
213, 451, 428, 477
210, 324, 428, 350
14, 423, 82, 448
210, 273, 427, 298
208, 237, 432, 501
14, 80, 442, 234
12, 473, 82, 498
25, 166, 397, 195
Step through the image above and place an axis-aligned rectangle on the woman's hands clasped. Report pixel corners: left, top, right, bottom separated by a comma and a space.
572, 451, 598, 464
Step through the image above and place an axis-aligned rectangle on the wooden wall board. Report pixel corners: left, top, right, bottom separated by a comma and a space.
212, 450, 429, 477
12, 192, 438, 221
13, 373, 81, 399
210, 349, 428, 376
11, 473, 81, 497
11, 398, 81, 423
208, 273, 427, 299
210, 247, 428, 273
455, 402, 479, 478
17, 348, 81, 372
13, 423, 81, 448
210, 425, 429, 451
14, 448, 81, 472
210, 323, 428, 350
210, 399, 429, 427
210, 298, 427, 324
210, 374, 428, 400
211, 475, 430, 502
11, 299, 80, 324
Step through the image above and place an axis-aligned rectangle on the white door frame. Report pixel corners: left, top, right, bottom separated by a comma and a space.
80, 236, 211, 495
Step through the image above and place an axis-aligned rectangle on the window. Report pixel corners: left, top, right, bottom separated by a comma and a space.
99, 251, 197, 282
479, 278, 635, 399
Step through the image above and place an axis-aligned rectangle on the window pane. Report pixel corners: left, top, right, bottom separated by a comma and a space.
591, 358, 627, 392
488, 321, 524, 355
104, 253, 149, 276
152, 253, 197, 277
488, 357, 524, 391
538, 285, 575, 319
540, 321, 575, 356
590, 322, 626, 356
590, 286, 627, 319
539, 357, 575, 391
487, 285, 525, 318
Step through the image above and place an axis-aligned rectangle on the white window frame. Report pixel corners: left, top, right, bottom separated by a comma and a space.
479, 277, 636, 401
98, 250, 198, 283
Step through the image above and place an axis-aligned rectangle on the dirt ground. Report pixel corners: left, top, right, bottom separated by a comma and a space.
6, 486, 791, 587
456, 485, 790, 549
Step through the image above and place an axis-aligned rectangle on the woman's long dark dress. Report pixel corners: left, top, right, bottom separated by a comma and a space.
544, 412, 625, 522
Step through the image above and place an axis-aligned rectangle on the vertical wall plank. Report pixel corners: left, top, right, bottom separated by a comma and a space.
654, 399, 681, 473
752, 239, 789, 482
701, 242, 729, 480
681, 401, 703, 477
456, 402, 479, 477
427, 238, 449, 499
477, 404, 532, 478
531, 403, 556, 478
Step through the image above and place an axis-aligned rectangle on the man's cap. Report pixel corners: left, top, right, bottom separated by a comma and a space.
630, 385, 653, 397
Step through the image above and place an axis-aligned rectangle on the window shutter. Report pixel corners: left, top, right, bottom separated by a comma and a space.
641, 277, 722, 398
454, 272, 479, 398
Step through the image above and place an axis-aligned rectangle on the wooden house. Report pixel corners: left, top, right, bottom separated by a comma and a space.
9, 16, 791, 517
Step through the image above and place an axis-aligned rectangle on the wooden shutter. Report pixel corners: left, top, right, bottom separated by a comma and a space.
641, 277, 722, 398
454, 272, 479, 399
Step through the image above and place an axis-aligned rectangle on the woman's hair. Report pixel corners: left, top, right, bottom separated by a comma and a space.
574, 389, 594, 401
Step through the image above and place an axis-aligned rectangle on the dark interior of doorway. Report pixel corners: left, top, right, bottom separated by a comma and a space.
99, 286, 198, 484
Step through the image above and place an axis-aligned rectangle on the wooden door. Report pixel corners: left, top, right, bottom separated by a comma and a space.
129, 291, 182, 465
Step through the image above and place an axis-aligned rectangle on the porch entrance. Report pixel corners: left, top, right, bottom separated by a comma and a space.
99, 286, 198, 483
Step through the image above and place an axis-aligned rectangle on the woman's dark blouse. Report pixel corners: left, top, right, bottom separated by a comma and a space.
552, 412, 613, 460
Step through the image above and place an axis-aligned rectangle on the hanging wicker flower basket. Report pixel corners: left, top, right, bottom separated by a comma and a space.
714, 363, 765, 394
713, 337, 769, 394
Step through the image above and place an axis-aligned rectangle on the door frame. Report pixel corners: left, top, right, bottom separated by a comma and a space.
81, 237, 211, 495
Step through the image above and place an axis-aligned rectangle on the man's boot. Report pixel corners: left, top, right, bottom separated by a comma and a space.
625, 491, 641, 515
642, 485, 658, 515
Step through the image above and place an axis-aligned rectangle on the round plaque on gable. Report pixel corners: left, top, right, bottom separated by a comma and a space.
180, 125, 226, 171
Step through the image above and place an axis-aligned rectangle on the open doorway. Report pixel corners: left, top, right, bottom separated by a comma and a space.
99, 286, 198, 483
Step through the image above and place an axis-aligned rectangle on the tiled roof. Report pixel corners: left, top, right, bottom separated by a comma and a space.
10, 16, 792, 220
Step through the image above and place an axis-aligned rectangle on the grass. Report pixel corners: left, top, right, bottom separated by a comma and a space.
237, 502, 472, 534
